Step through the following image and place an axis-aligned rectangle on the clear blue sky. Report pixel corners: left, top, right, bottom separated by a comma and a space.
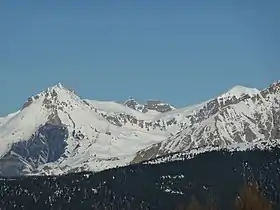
0, 0, 279, 116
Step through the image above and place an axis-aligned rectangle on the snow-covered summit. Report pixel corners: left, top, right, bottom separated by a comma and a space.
219, 85, 259, 101
43, 82, 68, 93
56, 82, 63, 89
21, 82, 77, 110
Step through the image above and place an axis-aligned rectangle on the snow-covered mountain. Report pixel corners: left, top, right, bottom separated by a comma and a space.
0, 81, 279, 176
0, 83, 172, 176
133, 82, 280, 163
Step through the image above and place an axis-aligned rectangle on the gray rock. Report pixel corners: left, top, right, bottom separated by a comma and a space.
0, 122, 68, 177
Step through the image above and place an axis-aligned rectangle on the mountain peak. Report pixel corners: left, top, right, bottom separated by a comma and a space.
221, 85, 259, 99
21, 83, 78, 111
269, 80, 280, 90
228, 85, 259, 93
48, 82, 64, 89
45, 82, 68, 92
56, 82, 63, 88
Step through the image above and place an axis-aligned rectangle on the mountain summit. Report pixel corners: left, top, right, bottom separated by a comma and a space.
0, 81, 279, 176
220, 85, 259, 99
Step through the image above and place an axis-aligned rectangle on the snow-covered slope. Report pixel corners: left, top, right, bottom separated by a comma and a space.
0, 81, 278, 176
133, 82, 280, 163
143, 139, 280, 165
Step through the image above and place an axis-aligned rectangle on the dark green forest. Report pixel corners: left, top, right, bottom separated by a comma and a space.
0, 148, 280, 210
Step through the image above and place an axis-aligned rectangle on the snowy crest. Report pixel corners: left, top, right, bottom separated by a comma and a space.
219, 85, 260, 101
20, 82, 80, 111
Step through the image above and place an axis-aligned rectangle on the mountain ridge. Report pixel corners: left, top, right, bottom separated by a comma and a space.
133, 81, 280, 163
0, 81, 279, 176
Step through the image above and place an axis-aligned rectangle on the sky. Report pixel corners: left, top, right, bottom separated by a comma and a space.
0, 0, 279, 116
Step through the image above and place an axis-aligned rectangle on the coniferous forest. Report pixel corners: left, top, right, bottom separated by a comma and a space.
0, 148, 280, 210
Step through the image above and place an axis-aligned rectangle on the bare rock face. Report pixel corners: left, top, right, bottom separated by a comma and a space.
124, 98, 148, 113
145, 100, 174, 112
0, 120, 68, 177
124, 98, 174, 113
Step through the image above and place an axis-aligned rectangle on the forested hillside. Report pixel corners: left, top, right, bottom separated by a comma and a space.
1, 148, 280, 210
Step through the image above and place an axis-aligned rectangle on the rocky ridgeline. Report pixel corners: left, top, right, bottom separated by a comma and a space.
132, 81, 280, 163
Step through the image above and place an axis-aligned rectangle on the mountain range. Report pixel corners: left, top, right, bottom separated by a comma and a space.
0, 81, 279, 177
